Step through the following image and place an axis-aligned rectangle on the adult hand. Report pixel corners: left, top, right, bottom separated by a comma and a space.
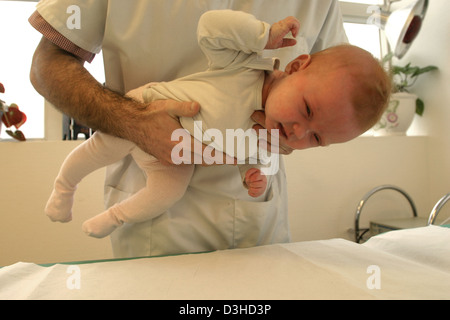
131, 99, 236, 166
251, 110, 293, 155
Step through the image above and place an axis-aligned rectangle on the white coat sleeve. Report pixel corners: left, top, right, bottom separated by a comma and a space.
197, 10, 271, 69
36, 0, 107, 54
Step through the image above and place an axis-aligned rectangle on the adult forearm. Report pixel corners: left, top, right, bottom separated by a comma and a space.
30, 37, 143, 140
30, 37, 205, 165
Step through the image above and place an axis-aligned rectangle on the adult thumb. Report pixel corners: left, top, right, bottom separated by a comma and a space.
168, 101, 200, 118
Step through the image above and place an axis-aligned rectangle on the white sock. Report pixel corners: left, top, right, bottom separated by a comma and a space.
82, 206, 123, 238
44, 187, 75, 223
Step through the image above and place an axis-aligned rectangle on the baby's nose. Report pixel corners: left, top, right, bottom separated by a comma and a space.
292, 124, 309, 140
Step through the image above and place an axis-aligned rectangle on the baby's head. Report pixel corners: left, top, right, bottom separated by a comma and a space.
264, 44, 390, 150
311, 44, 391, 132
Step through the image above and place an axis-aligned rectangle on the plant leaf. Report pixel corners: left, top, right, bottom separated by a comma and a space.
5, 129, 26, 141
416, 98, 424, 116
382, 53, 394, 64
405, 66, 419, 75
413, 66, 438, 77
392, 66, 404, 75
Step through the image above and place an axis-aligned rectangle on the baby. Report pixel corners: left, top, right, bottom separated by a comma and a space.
45, 10, 390, 238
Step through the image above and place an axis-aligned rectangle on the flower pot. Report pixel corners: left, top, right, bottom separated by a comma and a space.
373, 92, 417, 136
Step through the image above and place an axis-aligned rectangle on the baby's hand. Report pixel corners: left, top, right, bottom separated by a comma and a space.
244, 168, 267, 198
265, 16, 300, 50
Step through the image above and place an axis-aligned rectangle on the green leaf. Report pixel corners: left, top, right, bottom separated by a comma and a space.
413, 66, 438, 77
392, 66, 404, 75
404, 66, 419, 75
382, 53, 394, 64
416, 98, 424, 116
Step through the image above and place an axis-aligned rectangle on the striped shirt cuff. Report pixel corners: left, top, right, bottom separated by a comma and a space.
28, 10, 96, 63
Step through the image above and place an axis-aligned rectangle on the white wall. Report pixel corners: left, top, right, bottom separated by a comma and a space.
285, 136, 430, 242
0, 141, 113, 266
0, 136, 430, 266
403, 0, 450, 203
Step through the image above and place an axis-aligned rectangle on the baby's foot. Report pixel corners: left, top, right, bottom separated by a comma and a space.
82, 208, 123, 238
244, 168, 267, 198
44, 189, 74, 223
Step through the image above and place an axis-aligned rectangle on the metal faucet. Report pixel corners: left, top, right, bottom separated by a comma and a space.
354, 185, 417, 243
428, 193, 450, 225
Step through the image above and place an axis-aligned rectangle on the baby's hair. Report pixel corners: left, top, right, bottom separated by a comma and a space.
311, 44, 391, 132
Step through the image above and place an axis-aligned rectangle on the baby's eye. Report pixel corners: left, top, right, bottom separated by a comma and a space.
305, 104, 312, 118
313, 133, 321, 145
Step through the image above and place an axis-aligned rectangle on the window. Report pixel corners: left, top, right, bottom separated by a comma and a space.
0, 1, 43, 139
0, 1, 104, 140
339, 0, 387, 59
343, 22, 382, 59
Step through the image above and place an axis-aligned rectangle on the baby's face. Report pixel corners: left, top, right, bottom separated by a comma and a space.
264, 64, 363, 150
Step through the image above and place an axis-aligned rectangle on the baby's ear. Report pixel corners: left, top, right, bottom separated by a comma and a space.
285, 54, 311, 74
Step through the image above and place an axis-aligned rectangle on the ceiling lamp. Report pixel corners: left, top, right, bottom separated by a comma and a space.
370, 0, 428, 58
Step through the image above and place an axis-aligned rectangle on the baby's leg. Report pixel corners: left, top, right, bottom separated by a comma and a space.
82, 155, 194, 238
45, 132, 135, 222
244, 168, 267, 198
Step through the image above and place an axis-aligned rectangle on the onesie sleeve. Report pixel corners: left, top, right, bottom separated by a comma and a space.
197, 10, 271, 69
